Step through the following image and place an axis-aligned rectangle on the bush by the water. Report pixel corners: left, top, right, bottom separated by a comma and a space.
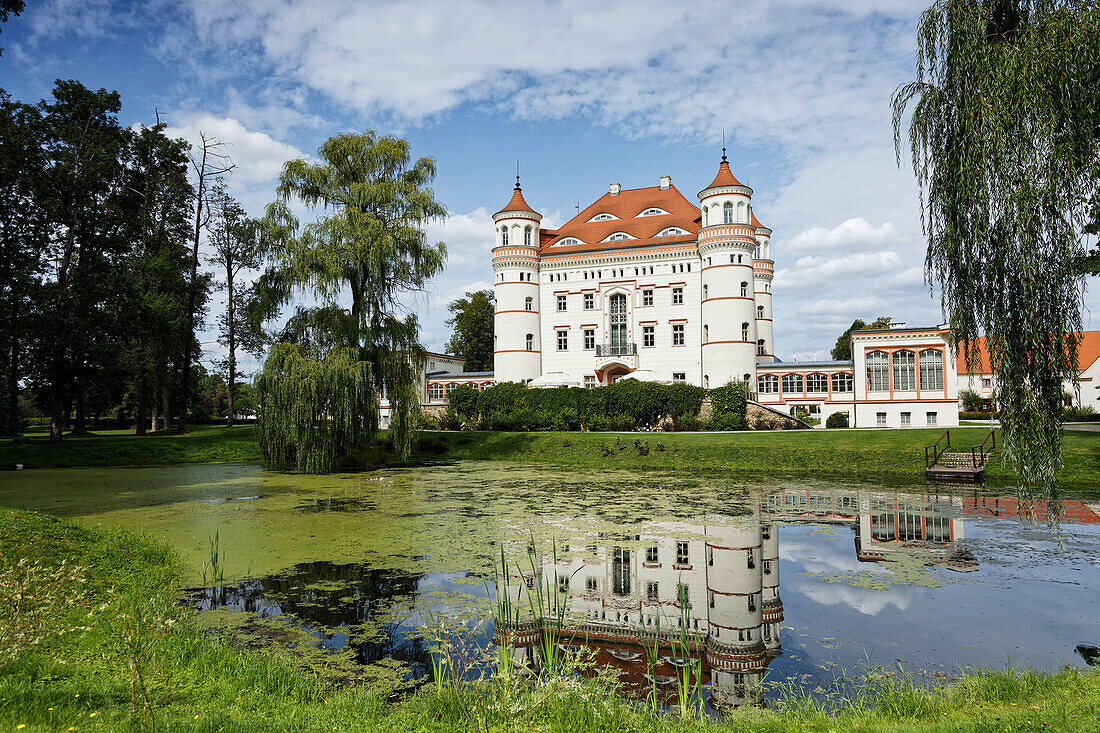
825, 411, 849, 429
444, 379, 726, 432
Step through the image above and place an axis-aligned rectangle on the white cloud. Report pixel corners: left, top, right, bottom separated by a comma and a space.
164, 114, 303, 185
795, 581, 914, 616
786, 218, 904, 253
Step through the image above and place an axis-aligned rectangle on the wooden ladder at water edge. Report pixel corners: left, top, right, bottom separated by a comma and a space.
925, 428, 996, 482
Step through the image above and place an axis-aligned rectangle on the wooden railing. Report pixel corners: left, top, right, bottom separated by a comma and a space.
970, 428, 996, 469
925, 430, 951, 468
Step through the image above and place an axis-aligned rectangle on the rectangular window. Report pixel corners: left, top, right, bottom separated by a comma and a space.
584, 375, 596, 389
676, 541, 689, 566
709, 590, 715, 608
866, 351, 889, 392
807, 373, 827, 393
556, 330, 568, 351
920, 349, 944, 391
782, 374, 804, 394
763, 560, 772, 575
926, 411, 937, 425
672, 287, 684, 305
646, 546, 658, 563
583, 293, 594, 310
893, 350, 916, 390
901, 411, 911, 425
642, 325, 655, 347
876, 412, 887, 426
672, 324, 685, 346
642, 289, 653, 306
672, 372, 686, 383
831, 372, 853, 392
982, 377, 992, 388
583, 329, 595, 350
646, 581, 659, 602
556, 294, 567, 312
586, 576, 598, 593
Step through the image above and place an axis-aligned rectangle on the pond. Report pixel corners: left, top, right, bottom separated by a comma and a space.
1, 461, 1098, 708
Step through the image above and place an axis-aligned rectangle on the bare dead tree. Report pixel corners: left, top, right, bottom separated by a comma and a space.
178, 132, 234, 433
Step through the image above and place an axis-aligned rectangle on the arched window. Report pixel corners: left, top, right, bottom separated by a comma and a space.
741, 322, 750, 341
758, 374, 778, 394
782, 374, 804, 394
807, 373, 827, 393
893, 350, 916, 391
740, 281, 748, 297
757, 339, 766, 355
702, 208, 708, 226
445, 383, 456, 397
525, 334, 533, 351
723, 202, 734, 224
920, 349, 944, 391
737, 201, 746, 223
524, 226, 532, 246
757, 305, 764, 319
866, 351, 889, 392
703, 284, 708, 300
428, 383, 444, 401
501, 227, 508, 246
524, 296, 532, 311
754, 245, 761, 259
703, 324, 709, 343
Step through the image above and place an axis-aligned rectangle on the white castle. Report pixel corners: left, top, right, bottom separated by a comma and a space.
492, 153, 774, 390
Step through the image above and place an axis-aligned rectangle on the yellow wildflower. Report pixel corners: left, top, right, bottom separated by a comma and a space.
89, 712, 97, 717
17, 725, 26, 730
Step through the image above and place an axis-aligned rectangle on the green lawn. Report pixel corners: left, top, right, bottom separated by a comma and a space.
0, 424, 261, 469
1, 507, 1097, 732
4, 424, 1099, 491
427, 427, 1100, 491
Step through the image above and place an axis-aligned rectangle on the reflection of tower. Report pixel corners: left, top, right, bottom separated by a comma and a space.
760, 521, 783, 655
705, 514, 767, 709
492, 178, 543, 384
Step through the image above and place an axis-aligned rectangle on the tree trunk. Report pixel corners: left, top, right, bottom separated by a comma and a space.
179, 148, 209, 436
150, 391, 159, 432
226, 269, 235, 427
71, 384, 87, 435
161, 383, 171, 432
6, 323, 17, 437
135, 379, 148, 435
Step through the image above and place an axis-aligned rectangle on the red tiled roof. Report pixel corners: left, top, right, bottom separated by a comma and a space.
750, 209, 765, 229
703, 160, 745, 190
956, 331, 1100, 374
539, 184, 702, 255
494, 186, 537, 216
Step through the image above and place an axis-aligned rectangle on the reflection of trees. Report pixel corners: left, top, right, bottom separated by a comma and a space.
192, 560, 428, 671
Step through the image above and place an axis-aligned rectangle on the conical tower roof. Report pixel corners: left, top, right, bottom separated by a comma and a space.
705, 159, 745, 189
494, 178, 540, 218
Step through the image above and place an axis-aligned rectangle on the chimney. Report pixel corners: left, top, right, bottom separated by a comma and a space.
660, 175, 671, 189
609, 183, 621, 196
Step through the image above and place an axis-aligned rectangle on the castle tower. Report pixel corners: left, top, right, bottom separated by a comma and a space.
698, 152, 759, 389
751, 210, 775, 364
492, 178, 543, 384
705, 513, 767, 709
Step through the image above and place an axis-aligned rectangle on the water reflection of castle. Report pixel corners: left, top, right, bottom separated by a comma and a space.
499, 489, 983, 709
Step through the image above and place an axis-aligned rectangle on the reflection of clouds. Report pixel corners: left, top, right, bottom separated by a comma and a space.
795, 580, 914, 616
782, 538, 889, 575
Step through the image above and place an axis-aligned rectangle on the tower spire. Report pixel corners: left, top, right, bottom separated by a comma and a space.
516, 159, 521, 189
721, 130, 727, 162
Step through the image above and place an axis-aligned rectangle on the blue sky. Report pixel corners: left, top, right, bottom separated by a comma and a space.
3, 0, 1097, 372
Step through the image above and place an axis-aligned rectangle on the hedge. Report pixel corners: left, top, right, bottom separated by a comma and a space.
443, 379, 734, 431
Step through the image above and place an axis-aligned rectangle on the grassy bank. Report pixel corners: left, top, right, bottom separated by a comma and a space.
0, 425, 261, 469
428, 427, 1100, 490
4, 424, 1099, 490
1, 507, 1097, 732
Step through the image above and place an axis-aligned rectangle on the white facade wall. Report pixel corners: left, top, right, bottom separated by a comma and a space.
537, 254, 704, 384
851, 328, 959, 428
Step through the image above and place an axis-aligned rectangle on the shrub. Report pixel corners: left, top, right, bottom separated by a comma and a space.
1065, 405, 1100, 421
959, 388, 987, 412
447, 385, 480, 420
825, 411, 849, 429
437, 409, 462, 431
709, 381, 747, 431
960, 410, 999, 420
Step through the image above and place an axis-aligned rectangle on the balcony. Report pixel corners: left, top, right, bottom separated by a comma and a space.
595, 342, 638, 357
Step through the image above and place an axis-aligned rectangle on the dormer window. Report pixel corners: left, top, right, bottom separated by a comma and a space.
603, 232, 633, 242
556, 237, 580, 246
638, 207, 669, 217
589, 213, 616, 222
658, 227, 685, 237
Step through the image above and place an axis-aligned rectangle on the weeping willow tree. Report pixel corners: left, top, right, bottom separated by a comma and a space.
252, 133, 446, 472
893, 0, 1100, 503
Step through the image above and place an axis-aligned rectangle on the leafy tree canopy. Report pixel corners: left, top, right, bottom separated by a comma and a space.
444, 289, 494, 372
830, 316, 892, 360
252, 132, 446, 471
893, 0, 1100, 502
